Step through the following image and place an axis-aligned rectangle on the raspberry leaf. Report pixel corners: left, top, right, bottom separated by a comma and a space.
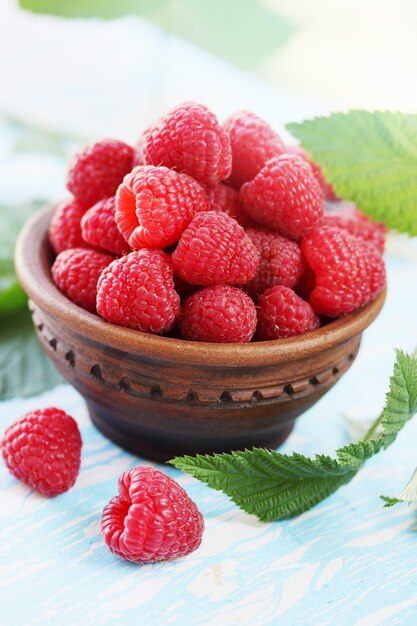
287, 110, 417, 236
381, 466, 417, 508
0, 309, 63, 401
171, 350, 417, 522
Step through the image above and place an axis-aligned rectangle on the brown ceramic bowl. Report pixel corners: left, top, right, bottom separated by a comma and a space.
15, 206, 386, 462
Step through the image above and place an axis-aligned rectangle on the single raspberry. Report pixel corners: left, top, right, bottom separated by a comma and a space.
285, 145, 338, 200
240, 154, 324, 239
301, 225, 386, 317
101, 466, 204, 563
115, 165, 210, 249
257, 286, 320, 340
245, 227, 305, 299
96, 250, 180, 334
67, 139, 134, 207
223, 111, 285, 188
52, 248, 114, 313
81, 197, 130, 256
206, 183, 251, 227
142, 102, 232, 186
179, 285, 257, 343
1, 407, 82, 497
49, 198, 89, 254
324, 201, 386, 253
172, 211, 259, 286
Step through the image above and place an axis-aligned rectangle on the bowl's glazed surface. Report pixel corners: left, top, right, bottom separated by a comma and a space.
15, 207, 386, 461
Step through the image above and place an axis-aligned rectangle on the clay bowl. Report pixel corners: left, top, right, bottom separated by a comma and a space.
15, 206, 386, 462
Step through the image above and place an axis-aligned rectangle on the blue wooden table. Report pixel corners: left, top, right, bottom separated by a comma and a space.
1, 250, 417, 626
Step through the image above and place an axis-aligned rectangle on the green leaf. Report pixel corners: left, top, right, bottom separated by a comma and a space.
0, 309, 63, 401
286, 110, 417, 236
0, 202, 42, 315
381, 466, 417, 507
19, 0, 294, 71
170, 350, 417, 522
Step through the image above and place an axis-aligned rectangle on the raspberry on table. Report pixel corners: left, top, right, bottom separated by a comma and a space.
285, 145, 338, 201
67, 138, 134, 207
223, 111, 285, 188
96, 250, 180, 334
245, 227, 305, 300
240, 154, 324, 239
49, 198, 90, 254
115, 165, 210, 249
180, 285, 257, 343
101, 466, 204, 563
1, 407, 82, 497
324, 201, 386, 253
52, 248, 114, 313
206, 183, 251, 227
142, 102, 232, 186
257, 285, 320, 340
81, 197, 131, 256
172, 211, 260, 286
301, 224, 386, 317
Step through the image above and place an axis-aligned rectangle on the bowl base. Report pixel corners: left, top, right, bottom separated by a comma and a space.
87, 401, 294, 463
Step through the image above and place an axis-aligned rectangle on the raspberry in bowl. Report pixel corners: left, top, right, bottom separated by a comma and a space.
15, 103, 387, 462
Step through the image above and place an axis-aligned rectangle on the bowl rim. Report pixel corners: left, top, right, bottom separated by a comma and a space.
15, 205, 386, 367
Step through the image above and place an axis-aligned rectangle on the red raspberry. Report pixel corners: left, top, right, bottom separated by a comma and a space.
172, 211, 259, 286
96, 250, 180, 334
52, 248, 114, 313
324, 201, 386, 253
245, 227, 305, 299
1, 407, 82, 497
101, 466, 204, 563
223, 111, 285, 188
81, 197, 130, 256
67, 139, 134, 207
240, 154, 324, 239
142, 102, 232, 186
257, 286, 320, 340
301, 225, 386, 317
49, 198, 89, 254
286, 145, 338, 200
180, 286, 257, 343
115, 165, 210, 249
206, 183, 251, 227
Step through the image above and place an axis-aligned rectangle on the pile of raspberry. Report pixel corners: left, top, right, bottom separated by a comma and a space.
50, 102, 386, 343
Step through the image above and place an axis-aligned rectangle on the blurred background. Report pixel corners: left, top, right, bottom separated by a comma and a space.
1, 0, 417, 399
2, 0, 417, 203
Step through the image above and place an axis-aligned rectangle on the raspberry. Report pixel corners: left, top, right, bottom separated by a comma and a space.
240, 154, 324, 239
142, 102, 232, 186
101, 466, 204, 563
96, 250, 180, 333
206, 183, 251, 227
301, 225, 386, 317
286, 145, 338, 200
172, 211, 259, 286
324, 201, 386, 253
67, 139, 134, 207
257, 286, 320, 340
223, 111, 285, 188
1, 407, 82, 497
115, 165, 210, 249
52, 248, 114, 313
180, 286, 257, 343
245, 227, 305, 299
81, 197, 130, 256
49, 198, 89, 254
